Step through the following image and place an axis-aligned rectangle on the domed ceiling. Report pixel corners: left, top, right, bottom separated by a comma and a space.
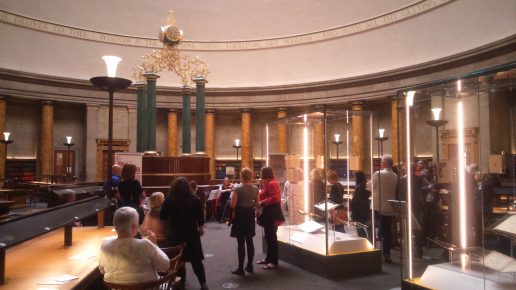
0, 0, 515, 88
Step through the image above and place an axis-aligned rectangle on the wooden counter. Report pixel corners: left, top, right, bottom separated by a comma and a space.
0, 189, 28, 208
1, 226, 115, 290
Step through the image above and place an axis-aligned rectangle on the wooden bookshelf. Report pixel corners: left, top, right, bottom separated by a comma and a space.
5, 159, 36, 181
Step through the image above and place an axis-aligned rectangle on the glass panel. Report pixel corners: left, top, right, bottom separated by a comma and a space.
268, 107, 376, 257
399, 65, 516, 289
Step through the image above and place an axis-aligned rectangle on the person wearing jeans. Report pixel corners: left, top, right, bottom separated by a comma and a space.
257, 167, 284, 270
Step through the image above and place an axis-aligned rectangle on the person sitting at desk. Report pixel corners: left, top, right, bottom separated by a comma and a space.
99, 207, 170, 284
140, 192, 167, 247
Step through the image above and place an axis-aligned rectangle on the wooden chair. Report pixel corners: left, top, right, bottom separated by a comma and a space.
103, 244, 185, 290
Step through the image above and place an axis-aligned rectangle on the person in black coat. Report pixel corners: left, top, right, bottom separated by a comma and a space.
161, 177, 209, 290
350, 171, 371, 238
117, 164, 145, 223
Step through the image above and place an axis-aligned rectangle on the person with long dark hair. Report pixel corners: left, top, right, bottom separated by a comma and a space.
256, 167, 284, 270
350, 171, 371, 238
160, 177, 208, 290
229, 167, 259, 275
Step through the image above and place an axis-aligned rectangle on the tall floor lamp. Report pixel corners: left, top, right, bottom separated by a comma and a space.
331, 134, 342, 172
63, 136, 75, 182
232, 139, 242, 161
426, 108, 447, 183
374, 129, 388, 157
0, 132, 13, 182
90, 56, 132, 196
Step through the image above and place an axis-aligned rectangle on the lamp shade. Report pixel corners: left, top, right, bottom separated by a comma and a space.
102, 56, 122, 77
378, 128, 385, 138
66, 136, 73, 144
234, 139, 240, 147
431, 108, 442, 121
3, 132, 10, 141
334, 134, 340, 142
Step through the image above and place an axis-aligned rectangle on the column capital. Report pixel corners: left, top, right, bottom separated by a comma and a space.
133, 81, 147, 89
168, 108, 179, 113
192, 76, 208, 84
241, 108, 252, 113
143, 72, 160, 80
351, 101, 364, 110
41, 100, 53, 106
0, 95, 8, 101
182, 85, 192, 94
206, 109, 215, 114
278, 107, 288, 112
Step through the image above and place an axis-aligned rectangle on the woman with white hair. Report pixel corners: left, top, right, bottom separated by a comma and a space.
99, 207, 170, 283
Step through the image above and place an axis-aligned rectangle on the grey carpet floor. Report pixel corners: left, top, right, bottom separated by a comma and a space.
181, 222, 439, 290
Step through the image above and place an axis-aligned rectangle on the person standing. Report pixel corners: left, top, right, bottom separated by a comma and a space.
118, 164, 145, 214
350, 171, 371, 238
160, 177, 208, 290
257, 167, 284, 270
229, 167, 259, 275
372, 155, 398, 263
327, 170, 345, 232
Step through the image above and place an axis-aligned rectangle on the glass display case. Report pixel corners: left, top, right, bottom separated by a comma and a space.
398, 63, 516, 290
265, 107, 381, 278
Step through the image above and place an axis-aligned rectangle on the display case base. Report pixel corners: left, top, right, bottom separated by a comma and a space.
403, 263, 516, 290
268, 238, 381, 278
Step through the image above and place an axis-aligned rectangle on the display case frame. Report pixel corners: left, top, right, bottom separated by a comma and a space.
397, 62, 516, 290
265, 106, 381, 278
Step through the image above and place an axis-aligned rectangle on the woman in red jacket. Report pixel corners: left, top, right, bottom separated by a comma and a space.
256, 167, 284, 270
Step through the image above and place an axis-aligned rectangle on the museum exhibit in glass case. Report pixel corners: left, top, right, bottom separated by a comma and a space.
399, 63, 516, 290
264, 107, 382, 278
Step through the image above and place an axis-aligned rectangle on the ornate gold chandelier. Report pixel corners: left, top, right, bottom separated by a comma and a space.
133, 11, 209, 85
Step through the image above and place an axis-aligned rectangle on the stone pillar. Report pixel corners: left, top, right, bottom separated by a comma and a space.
391, 97, 407, 164
277, 108, 288, 153
241, 109, 252, 169
85, 105, 99, 182
193, 77, 208, 153
135, 81, 147, 152
167, 109, 178, 157
181, 86, 192, 154
144, 72, 159, 151
313, 118, 324, 167
351, 101, 365, 170
41, 101, 54, 177
0, 97, 5, 179
205, 109, 216, 179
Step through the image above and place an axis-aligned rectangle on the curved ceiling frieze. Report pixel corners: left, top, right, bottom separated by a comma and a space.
0, 0, 452, 51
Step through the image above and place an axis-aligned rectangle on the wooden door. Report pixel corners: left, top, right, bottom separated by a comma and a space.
54, 149, 75, 177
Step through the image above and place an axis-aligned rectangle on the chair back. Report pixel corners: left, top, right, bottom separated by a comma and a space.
160, 243, 185, 271
103, 244, 185, 290
104, 270, 176, 290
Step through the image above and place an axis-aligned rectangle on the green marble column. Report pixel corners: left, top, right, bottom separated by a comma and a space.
144, 72, 159, 151
135, 81, 147, 152
193, 77, 208, 153
182, 85, 192, 154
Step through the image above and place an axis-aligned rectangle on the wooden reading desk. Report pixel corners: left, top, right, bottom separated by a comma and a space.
0, 226, 115, 290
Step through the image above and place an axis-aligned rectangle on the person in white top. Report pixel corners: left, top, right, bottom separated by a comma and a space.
372, 155, 398, 263
99, 207, 170, 284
